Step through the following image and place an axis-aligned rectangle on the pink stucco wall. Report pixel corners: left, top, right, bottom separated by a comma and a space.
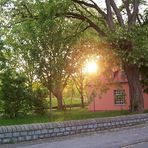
88, 82, 148, 111
144, 93, 148, 110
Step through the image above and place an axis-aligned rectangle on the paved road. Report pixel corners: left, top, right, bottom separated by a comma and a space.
1, 124, 148, 148
124, 141, 148, 148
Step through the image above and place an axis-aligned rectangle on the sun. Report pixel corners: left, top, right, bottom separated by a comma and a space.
84, 60, 98, 74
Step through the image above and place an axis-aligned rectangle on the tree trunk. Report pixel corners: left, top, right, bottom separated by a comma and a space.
81, 94, 85, 108
56, 92, 63, 111
80, 71, 85, 108
124, 64, 144, 113
49, 90, 52, 114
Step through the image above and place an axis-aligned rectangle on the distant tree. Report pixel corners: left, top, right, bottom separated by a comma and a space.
71, 41, 96, 108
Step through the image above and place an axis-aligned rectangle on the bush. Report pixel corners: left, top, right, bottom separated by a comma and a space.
0, 69, 30, 118
32, 86, 48, 114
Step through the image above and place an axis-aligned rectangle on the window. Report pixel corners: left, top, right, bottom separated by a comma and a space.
114, 89, 126, 105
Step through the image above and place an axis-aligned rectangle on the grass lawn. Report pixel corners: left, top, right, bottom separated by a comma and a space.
0, 108, 129, 126
51, 97, 82, 107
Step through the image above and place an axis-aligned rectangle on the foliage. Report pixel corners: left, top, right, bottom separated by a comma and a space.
63, 0, 148, 112
0, 69, 30, 118
63, 79, 80, 100
140, 65, 148, 93
0, 0, 148, 114
107, 25, 148, 67
70, 31, 102, 107
0, 0, 83, 110
32, 85, 48, 114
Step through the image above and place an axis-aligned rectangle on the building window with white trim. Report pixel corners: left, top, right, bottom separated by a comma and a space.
114, 89, 126, 105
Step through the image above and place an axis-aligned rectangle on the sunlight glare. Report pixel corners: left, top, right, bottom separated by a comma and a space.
84, 60, 98, 74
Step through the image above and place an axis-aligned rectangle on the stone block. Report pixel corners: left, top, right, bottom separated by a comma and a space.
10, 137, 18, 143
20, 132, 27, 136
5, 132, 12, 138
32, 135, 38, 140
39, 134, 44, 138
54, 128, 60, 133
57, 132, 64, 136
34, 130, 41, 135
103, 123, 107, 126
26, 136, 32, 141
48, 129, 54, 133
70, 131, 75, 134
2, 138, 10, 143
107, 122, 111, 126
88, 125, 93, 128
28, 131, 34, 135
60, 128, 65, 132
71, 126, 77, 130
64, 132, 70, 135
41, 129, 48, 134
50, 133, 56, 137
86, 129, 91, 132
0, 134, 4, 138
18, 136, 25, 142
44, 133, 51, 138
97, 123, 103, 127
93, 124, 97, 128
66, 127, 71, 131
13, 132, 20, 137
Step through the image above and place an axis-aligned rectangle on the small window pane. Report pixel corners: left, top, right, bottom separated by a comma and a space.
114, 89, 126, 105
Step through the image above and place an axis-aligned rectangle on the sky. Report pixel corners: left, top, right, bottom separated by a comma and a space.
93, 0, 121, 8
93, 0, 147, 14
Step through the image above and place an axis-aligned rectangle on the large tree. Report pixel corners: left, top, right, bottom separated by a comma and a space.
1, 0, 148, 112
0, 0, 81, 110
139, 9, 148, 93
63, 0, 148, 112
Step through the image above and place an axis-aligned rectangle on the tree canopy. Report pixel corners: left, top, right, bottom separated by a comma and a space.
0, 0, 148, 113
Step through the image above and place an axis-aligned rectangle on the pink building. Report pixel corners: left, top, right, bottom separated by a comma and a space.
88, 71, 148, 111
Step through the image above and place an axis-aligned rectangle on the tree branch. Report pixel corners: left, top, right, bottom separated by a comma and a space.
105, 0, 115, 30
72, 76, 81, 94
72, 0, 107, 19
66, 12, 106, 37
110, 0, 124, 27
137, 14, 142, 25
21, 2, 33, 18
65, 25, 91, 40
122, 0, 132, 19
128, 0, 140, 26
63, 74, 70, 90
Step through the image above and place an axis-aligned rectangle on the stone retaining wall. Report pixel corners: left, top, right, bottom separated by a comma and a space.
0, 113, 148, 144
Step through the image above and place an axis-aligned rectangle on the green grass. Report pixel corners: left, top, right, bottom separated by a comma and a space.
51, 97, 82, 107
0, 108, 129, 126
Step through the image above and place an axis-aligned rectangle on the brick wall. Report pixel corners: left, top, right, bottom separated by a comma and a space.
0, 113, 148, 144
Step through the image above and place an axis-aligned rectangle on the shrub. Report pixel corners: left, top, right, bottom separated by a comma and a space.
32, 86, 48, 114
0, 69, 30, 118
